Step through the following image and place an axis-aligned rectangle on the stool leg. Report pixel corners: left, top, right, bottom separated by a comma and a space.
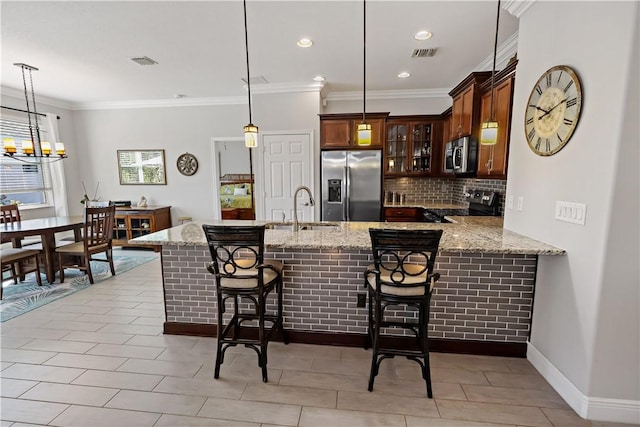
419, 301, 433, 398
33, 254, 42, 286
368, 295, 381, 392
214, 290, 224, 379
258, 291, 268, 383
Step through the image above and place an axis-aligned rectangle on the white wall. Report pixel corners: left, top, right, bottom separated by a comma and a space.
72, 104, 246, 222
504, 1, 639, 421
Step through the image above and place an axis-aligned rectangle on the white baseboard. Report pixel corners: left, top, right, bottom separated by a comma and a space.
527, 343, 640, 424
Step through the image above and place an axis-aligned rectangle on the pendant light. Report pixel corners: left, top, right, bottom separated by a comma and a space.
357, 0, 371, 146
480, 0, 501, 147
242, 0, 258, 148
2, 63, 66, 161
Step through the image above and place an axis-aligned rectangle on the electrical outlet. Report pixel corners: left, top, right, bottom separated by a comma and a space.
516, 196, 524, 211
357, 293, 366, 308
507, 195, 514, 209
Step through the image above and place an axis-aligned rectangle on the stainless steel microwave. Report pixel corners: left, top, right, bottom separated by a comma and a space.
451, 136, 478, 175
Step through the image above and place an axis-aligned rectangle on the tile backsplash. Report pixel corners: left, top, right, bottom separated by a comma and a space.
384, 177, 507, 215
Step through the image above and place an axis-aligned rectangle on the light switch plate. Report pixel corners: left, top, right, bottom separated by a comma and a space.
555, 201, 587, 225
516, 196, 524, 211
507, 195, 514, 209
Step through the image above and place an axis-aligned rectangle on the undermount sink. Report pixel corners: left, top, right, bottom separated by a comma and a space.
264, 222, 340, 231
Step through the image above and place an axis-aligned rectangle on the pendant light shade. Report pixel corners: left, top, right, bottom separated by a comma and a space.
242, 0, 258, 148
480, 120, 499, 145
357, 0, 371, 146
244, 124, 258, 148
480, 0, 501, 147
357, 123, 371, 146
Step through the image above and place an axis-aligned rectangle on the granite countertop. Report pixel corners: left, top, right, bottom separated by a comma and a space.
131, 219, 565, 255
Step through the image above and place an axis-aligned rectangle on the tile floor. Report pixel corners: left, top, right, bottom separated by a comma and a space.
0, 250, 635, 427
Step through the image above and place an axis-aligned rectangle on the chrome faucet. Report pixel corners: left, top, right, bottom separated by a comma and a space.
293, 185, 315, 232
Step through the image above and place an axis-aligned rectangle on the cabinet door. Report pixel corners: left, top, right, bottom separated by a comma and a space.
385, 123, 408, 174
451, 86, 475, 138
321, 119, 352, 148
409, 122, 433, 173
113, 215, 128, 242
477, 77, 513, 179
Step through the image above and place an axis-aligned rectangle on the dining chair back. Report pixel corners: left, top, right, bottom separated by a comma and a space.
0, 204, 21, 224
56, 205, 116, 284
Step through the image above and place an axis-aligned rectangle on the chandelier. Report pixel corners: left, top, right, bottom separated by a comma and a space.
2, 63, 66, 161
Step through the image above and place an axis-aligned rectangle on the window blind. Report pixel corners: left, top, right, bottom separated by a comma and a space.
0, 117, 52, 199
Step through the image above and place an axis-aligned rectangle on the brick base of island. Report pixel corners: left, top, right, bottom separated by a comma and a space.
131, 220, 564, 358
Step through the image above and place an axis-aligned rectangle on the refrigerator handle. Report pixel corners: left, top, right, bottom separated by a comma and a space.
343, 166, 348, 221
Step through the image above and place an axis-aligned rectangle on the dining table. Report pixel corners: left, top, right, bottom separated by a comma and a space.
1, 215, 84, 283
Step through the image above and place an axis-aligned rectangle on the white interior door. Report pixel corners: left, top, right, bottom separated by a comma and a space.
260, 132, 314, 222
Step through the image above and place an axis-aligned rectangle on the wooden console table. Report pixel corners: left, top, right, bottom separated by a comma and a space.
112, 206, 171, 252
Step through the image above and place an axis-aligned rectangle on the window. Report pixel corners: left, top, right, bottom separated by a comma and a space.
0, 117, 53, 207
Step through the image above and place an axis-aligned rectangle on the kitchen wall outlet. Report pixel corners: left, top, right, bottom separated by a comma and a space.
555, 201, 587, 225
507, 195, 514, 209
357, 293, 366, 308
516, 196, 524, 211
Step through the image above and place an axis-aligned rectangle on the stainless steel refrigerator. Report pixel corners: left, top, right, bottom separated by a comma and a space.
321, 150, 382, 221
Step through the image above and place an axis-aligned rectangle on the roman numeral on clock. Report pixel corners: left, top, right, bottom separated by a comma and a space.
535, 85, 543, 95
535, 137, 542, 150
563, 118, 573, 125
557, 71, 564, 84
563, 80, 574, 93
528, 128, 536, 141
526, 117, 534, 125
546, 74, 552, 88
566, 98, 578, 108
546, 139, 551, 152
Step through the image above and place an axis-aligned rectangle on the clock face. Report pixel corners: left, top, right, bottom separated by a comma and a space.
177, 153, 198, 176
524, 65, 582, 156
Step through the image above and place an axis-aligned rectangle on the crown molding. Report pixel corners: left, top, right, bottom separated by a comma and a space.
503, 0, 536, 18
73, 96, 248, 111
1, 85, 74, 111
325, 88, 450, 102
248, 81, 324, 95
475, 31, 519, 71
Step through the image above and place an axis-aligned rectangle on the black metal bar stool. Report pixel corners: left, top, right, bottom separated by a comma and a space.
365, 228, 443, 397
202, 224, 288, 382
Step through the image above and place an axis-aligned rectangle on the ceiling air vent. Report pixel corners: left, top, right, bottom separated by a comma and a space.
129, 56, 158, 66
411, 48, 438, 58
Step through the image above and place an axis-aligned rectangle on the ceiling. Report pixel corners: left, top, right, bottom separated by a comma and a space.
1, 1, 519, 107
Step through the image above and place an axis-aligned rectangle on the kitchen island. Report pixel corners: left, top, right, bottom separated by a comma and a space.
131, 219, 564, 357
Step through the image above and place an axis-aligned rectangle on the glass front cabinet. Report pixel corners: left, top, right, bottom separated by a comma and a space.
384, 117, 439, 176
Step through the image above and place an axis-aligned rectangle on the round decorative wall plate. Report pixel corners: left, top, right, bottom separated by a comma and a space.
177, 152, 198, 176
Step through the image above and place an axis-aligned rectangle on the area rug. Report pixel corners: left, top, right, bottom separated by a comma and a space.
0, 255, 158, 322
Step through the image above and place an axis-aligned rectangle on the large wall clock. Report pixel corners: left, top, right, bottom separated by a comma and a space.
524, 65, 583, 156
177, 152, 198, 176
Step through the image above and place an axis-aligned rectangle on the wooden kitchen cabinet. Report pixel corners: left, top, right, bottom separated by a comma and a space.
383, 207, 421, 222
320, 113, 388, 149
384, 116, 440, 177
112, 206, 172, 252
449, 72, 492, 140
477, 60, 517, 179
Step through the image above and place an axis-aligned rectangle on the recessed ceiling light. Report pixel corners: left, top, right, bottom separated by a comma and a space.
414, 30, 432, 41
398, 72, 411, 79
313, 75, 326, 82
297, 38, 313, 48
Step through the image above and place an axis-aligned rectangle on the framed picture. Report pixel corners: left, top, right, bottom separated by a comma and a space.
117, 149, 167, 185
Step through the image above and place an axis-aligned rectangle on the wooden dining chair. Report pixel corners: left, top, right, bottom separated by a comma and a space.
1, 248, 42, 299
1, 204, 42, 248
56, 205, 116, 284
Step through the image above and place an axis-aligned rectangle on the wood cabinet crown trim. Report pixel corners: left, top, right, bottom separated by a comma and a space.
448, 71, 492, 97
